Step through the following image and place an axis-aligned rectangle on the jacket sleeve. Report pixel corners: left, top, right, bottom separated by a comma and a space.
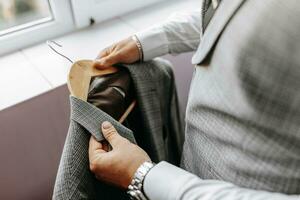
135, 11, 201, 61
143, 161, 300, 200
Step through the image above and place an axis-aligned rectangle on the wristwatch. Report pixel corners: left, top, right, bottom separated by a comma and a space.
127, 161, 155, 200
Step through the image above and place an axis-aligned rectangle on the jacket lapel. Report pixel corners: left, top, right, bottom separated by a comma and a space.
192, 0, 246, 64
124, 60, 166, 161
70, 96, 136, 143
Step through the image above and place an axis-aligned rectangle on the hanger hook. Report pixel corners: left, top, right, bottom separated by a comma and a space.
46, 40, 74, 63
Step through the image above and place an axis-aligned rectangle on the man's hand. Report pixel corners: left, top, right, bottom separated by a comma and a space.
93, 37, 140, 69
89, 121, 151, 189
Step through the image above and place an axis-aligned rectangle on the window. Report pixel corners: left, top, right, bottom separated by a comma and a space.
0, 0, 53, 36
0, 0, 73, 55
0, 0, 167, 55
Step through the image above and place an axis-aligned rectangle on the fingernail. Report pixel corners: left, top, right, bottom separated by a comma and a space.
102, 121, 112, 129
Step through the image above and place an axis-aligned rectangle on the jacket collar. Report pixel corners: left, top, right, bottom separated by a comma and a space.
192, 0, 246, 64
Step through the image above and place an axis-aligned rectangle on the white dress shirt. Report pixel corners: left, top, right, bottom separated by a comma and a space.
135, 11, 201, 61
135, 11, 300, 200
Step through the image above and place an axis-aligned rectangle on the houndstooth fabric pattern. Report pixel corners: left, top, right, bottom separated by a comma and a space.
70, 97, 136, 143
53, 58, 184, 199
124, 59, 184, 163
183, 0, 300, 194
53, 97, 136, 200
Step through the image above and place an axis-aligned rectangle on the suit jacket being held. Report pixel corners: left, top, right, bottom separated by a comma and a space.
52, 58, 184, 199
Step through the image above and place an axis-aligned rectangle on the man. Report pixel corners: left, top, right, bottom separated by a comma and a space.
88, 0, 300, 199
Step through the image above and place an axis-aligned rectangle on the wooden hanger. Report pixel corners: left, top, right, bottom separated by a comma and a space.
67, 60, 117, 101
47, 41, 136, 123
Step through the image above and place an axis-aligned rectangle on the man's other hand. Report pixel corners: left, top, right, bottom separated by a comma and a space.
93, 37, 140, 69
88, 121, 151, 189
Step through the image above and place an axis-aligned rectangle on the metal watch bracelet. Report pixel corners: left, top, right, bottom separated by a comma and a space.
127, 161, 155, 200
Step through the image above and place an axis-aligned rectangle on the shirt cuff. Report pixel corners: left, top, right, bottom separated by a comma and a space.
135, 27, 169, 61
143, 161, 195, 200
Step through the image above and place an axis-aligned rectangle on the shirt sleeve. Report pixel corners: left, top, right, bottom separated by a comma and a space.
143, 161, 300, 200
135, 11, 201, 61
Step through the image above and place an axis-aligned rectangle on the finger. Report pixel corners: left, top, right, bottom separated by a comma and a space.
96, 49, 109, 59
93, 55, 118, 69
89, 136, 106, 157
101, 140, 110, 152
93, 48, 110, 69
101, 121, 123, 148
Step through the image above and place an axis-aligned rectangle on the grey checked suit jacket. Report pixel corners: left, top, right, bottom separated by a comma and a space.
52, 59, 184, 199
181, 0, 300, 195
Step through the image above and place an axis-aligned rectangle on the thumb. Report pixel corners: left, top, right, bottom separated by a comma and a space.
101, 121, 123, 148
93, 55, 118, 69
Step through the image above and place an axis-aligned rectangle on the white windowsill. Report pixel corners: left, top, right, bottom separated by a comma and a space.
0, 0, 199, 111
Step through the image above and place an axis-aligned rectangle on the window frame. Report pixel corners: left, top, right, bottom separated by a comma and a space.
0, 0, 74, 56
71, 0, 167, 28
